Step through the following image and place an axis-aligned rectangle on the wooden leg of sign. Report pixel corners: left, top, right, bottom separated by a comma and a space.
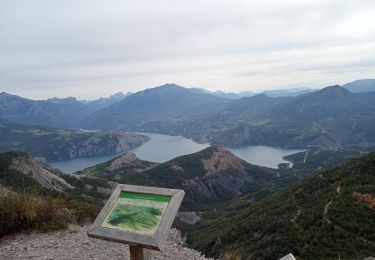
129, 245, 152, 260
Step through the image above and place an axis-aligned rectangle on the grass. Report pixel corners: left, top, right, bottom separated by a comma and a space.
221, 248, 243, 260
0, 151, 106, 237
0, 192, 71, 237
0, 189, 102, 237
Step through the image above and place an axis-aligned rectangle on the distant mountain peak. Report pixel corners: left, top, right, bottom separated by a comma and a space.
104, 153, 154, 172
321, 84, 343, 90
343, 79, 375, 93
250, 93, 270, 99
80, 92, 130, 110
156, 83, 186, 91
47, 97, 79, 103
111, 91, 126, 98
318, 85, 351, 96
0, 92, 25, 100
238, 93, 273, 103
160, 83, 181, 87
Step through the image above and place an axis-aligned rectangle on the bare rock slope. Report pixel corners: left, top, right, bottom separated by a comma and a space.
10, 154, 72, 191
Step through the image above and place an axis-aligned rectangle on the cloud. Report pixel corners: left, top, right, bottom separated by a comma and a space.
0, 0, 374, 98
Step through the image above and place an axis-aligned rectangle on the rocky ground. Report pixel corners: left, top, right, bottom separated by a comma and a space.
0, 225, 212, 260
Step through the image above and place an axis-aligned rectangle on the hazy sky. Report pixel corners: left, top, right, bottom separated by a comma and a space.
1, 0, 375, 99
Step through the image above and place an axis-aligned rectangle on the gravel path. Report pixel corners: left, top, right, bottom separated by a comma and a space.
0, 225, 211, 260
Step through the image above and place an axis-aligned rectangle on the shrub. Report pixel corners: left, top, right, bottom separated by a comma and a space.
68, 201, 101, 223
0, 192, 71, 237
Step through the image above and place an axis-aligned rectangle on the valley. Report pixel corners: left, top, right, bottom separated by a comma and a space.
1, 144, 373, 259
79, 146, 296, 211
3, 1, 375, 258
0, 79, 375, 259
50, 133, 304, 173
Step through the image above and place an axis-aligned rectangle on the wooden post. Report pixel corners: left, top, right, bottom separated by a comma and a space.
129, 245, 152, 260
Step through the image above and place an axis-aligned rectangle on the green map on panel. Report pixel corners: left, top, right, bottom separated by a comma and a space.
101, 192, 171, 235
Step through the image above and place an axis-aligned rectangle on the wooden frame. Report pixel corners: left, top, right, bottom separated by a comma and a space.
88, 184, 185, 251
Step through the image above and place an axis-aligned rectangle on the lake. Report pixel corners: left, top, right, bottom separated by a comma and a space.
49, 133, 304, 173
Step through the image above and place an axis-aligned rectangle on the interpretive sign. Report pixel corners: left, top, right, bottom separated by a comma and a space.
101, 192, 171, 235
88, 184, 184, 256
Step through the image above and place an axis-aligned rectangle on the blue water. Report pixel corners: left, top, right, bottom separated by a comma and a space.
49, 133, 303, 173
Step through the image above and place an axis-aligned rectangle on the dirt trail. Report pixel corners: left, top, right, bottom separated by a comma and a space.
303, 151, 309, 163
0, 225, 212, 260
323, 200, 333, 224
323, 184, 341, 224
291, 209, 301, 225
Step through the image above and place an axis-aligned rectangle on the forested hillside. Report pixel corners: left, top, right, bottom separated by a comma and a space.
189, 153, 375, 260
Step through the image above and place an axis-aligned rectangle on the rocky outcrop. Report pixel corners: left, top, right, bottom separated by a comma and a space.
10, 155, 73, 192
107, 153, 138, 171
182, 171, 254, 198
62, 131, 149, 161
178, 147, 268, 199
0, 122, 149, 161
177, 212, 201, 225
178, 147, 277, 200
105, 153, 156, 172
201, 147, 246, 176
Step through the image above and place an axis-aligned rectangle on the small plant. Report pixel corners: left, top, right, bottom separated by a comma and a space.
221, 248, 243, 260
23, 195, 39, 224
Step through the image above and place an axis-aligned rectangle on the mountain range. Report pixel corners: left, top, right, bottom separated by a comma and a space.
1, 79, 375, 153
343, 79, 375, 93
1, 78, 375, 259
205, 86, 375, 148
82, 82, 375, 148
0, 93, 93, 128
82, 83, 228, 131
80, 92, 131, 110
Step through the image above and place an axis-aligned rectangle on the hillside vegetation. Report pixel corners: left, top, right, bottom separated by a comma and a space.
0, 192, 70, 236
189, 152, 375, 260
283, 147, 373, 175
0, 152, 113, 237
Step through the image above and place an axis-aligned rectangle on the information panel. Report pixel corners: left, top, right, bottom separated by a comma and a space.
88, 184, 184, 251
101, 192, 172, 235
